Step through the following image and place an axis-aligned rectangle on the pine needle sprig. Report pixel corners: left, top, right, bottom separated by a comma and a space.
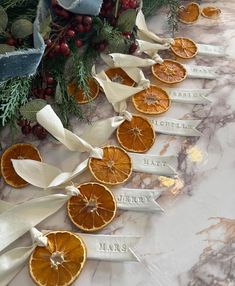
167, 0, 179, 36
0, 77, 32, 126
100, 21, 130, 53
142, 0, 180, 34
54, 74, 84, 128
1, 0, 32, 10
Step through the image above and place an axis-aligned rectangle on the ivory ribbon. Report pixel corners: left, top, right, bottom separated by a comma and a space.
137, 40, 170, 62
37, 105, 103, 158
101, 53, 154, 88
0, 228, 47, 286
136, 10, 174, 45
0, 186, 79, 252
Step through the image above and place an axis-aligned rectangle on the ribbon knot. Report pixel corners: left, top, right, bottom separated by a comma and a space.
120, 110, 132, 122
30, 228, 47, 247
153, 53, 164, 63
65, 185, 80, 196
89, 147, 104, 159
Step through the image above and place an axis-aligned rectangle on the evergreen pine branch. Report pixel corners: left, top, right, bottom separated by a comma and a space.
0, 77, 32, 126
54, 73, 84, 128
142, 0, 180, 34
167, 0, 179, 36
100, 21, 130, 53
1, 0, 33, 10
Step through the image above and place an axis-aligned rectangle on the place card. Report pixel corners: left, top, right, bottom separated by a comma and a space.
114, 188, 163, 212
166, 88, 212, 104
149, 118, 202, 137
129, 154, 177, 176
184, 64, 217, 79
197, 44, 226, 57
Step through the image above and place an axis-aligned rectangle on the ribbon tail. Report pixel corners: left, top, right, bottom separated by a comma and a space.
0, 194, 69, 252
81, 117, 125, 146
0, 246, 34, 286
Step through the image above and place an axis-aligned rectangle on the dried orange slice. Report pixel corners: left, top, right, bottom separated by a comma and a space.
89, 145, 132, 185
67, 78, 99, 104
105, 68, 135, 86
29, 231, 86, 286
132, 85, 170, 115
1, 143, 42, 188
178, 2, 200, 24
201, 6, 221, 19
171, 37, 198, 59
68, 182, 117, 232
116, 115, 155, 153
152, 59, 187, 84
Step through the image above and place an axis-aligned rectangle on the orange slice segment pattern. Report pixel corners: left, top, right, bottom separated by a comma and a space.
68, 182, 117, 232
152, 59, 187, 84
117, 115, 155, 153
67, 78, 99, 104
201, 7, 221, 19
171, 38, 198, 59
132, 86, 170, 115
89, 146, 132, 185
29, 231, 86, 286
105, 68, 135, 86
178, 2, 200, 24
1, 143, 42, 188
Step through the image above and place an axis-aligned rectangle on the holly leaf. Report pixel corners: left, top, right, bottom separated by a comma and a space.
40, 13, 52, 39
20, 99, 47, 121
0, 44, 15, 54
0, 6, 8, 32
11, 19, 33, 39
117, 9, 137, 32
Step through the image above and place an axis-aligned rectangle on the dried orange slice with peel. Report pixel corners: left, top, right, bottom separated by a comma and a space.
1, 143, 42, 188
171, 37, 198, 59
89, 145, 132, 185
152, 59, 187, 84
178, 2, 200, 24
68, 182, 117, 232
67, 78, 99, 104
116, 115, 155, 153
132, 85, 170, 115
105, 67, 135, 86
201, 6, 221, 19
29, 231, 86, 286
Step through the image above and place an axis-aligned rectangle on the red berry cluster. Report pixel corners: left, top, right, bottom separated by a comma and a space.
32, 74, 56, 100
45, 1, 93, 58
100, 0, 114, 18
17, 120, 47, 140
121, 0, 138, 10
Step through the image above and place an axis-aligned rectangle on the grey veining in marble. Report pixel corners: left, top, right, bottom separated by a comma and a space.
0, 0, 235, 285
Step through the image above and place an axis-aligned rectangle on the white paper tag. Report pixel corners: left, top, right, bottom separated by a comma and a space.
197, 44, 225, 57
185, 65, 217, 79
129, 153, 177, 176
166, 88, 212, 104
114, 188, 163, 212
149, 118, 202, 137
78, 233, 140, 262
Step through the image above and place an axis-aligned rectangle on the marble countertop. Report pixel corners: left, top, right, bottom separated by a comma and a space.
1, 0, 235, 285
